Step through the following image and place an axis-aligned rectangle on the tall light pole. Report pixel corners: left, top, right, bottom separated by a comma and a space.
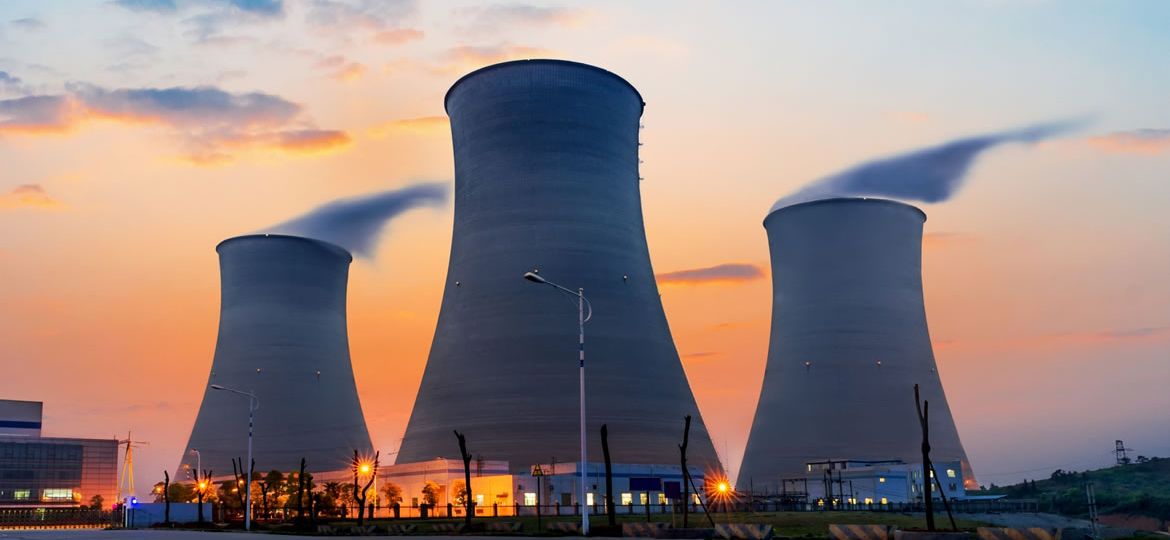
189, 449, 201, 478
211, 384, 258, 531
523, 270, 592, 536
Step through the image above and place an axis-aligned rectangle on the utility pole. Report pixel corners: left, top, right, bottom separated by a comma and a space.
1114, 441, 1132, 466
1085, 482, 1100, 540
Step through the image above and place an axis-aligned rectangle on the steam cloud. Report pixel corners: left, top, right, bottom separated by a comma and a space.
771, 119, 1084, 212
266, 182, 448, 258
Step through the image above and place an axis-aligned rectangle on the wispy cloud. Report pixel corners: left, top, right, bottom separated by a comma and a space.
1086, 129, 1170, 155
384, 43, 557, 76
0, 184, 65, 211
682, 351, 720, 361
9, 17, 46, 31
113, 0, 283, 16
456, 4, 590, 33
612, 35, 689, 61
316, 55, 368, 81
368, 115, 447, 137
306, 0, 420, 44
656, 263, 766, 286
0, 71, 28, 95
936, 325, 1170, 353
0, 84, 349, 163
113, 0, 284, 44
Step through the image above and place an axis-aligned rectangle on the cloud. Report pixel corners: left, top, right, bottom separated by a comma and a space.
0, 184, 65, 211
9, 17, 46, 31
656, 263, 766, 286
0, 71, 29, 95
1086, 129, 1170, 155
439, 43, 557, 74
458, 4, 589, 32
316, 55, 367, 81
0, 84, 349, 163
113, 0, 283, 16
936, 326, 1170, 354
368, 115, 447, 137
374, 28, 423, 45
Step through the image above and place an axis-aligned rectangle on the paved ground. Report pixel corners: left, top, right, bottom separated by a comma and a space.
0, 533, 562, 540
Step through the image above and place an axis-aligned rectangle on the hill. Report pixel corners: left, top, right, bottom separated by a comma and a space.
980, 457, 1170, 521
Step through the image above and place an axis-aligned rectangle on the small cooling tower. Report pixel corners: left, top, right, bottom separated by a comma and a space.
737, 198, 973, 491
178, 234, 372, 476
397, 60, 721, 471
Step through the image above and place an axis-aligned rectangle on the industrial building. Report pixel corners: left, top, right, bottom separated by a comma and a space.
789, 459, 968, 506
738, 198, 973, 492
0, 400, 118, 508
398, 59, 721, 472
177, 234, 373, 477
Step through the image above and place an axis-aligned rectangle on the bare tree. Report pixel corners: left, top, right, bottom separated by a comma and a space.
914, 384, 935, 531
296, 458, 307, 525
192, 468, 211, 524
351, 450, 379, 527
454, 430, 473, 528
163, 471, 171, 526
680, 415, 691, 527
601, 424, 615, 527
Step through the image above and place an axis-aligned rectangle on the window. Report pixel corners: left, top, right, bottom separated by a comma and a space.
880, 497, 888, 505
523, 493, 536, 506
658, 493, 668, 504
43, 488, 72, 500
946, 469, 956, 478
639, 493, 648, 505
878, 477, 886, 483
476, 494, 484, 506
14, 490, 30, 500
864, 497, 874, 504
620, 493, 632, 505
586, 493, 594, 506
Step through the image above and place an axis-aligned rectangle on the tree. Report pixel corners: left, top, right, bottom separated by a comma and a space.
381, 482, 403, 506
350, 450, 379, 527
454, 430, 473, 527
163, 471, 172, 525
192, 468, 212, 524
679, 415, 691, 528
452, 481, 468, 506
88, 495, 104, 511
422, 481, 441, 506
914, 384, 935, 531
295, 459, 307, 525
258, 470, 284, 519
601, 424, 615, 527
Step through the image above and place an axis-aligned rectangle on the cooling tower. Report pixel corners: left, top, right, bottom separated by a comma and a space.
397, 59, 721, 471
178, 234, 373, 476
737, 198, 973, 491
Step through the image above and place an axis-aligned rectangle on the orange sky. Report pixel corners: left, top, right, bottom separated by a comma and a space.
2, 1, 1169, 496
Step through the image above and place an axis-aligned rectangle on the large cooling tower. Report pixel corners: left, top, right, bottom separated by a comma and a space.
178, 234, 373, 477
737, 198, 972, 491
398, 60, 721, 471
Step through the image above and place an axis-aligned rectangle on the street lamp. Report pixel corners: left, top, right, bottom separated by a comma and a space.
210, 384, 258, 531
522, 270, 592, 536
189, 449, 201, 480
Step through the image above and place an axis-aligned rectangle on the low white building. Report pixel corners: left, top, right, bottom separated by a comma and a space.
796, 459, 967, 505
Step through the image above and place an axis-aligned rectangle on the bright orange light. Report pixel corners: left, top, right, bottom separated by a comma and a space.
199, 481, 208, 490
359, 463, 371, 474
717, 482, 729, 493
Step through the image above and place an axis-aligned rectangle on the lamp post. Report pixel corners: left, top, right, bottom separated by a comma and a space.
189, 449, 201, 479
523, 270, 592, 536
211, 384, 258, 531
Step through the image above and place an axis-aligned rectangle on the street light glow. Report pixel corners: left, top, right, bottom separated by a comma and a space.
717, 482, 729, 493
359, 463, 371, 474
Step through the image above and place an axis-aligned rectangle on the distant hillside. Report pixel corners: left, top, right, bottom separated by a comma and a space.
979, 457, 1170, 520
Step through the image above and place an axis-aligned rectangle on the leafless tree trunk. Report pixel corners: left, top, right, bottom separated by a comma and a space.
601, 424, 615, 527
454, 430, 474, 528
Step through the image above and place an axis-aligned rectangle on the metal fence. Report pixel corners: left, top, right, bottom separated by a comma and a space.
0, 508, 119, 529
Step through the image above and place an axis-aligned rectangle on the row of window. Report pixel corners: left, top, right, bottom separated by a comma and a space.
521, 492, 699, 506
0, 488, 74, 501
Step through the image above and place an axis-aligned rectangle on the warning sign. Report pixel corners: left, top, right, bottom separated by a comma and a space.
531, 465, 546, 477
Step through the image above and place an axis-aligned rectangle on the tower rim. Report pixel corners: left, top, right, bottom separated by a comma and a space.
764, 197, 927, 227
443, 58, 645, 116
216, 234, 353, 262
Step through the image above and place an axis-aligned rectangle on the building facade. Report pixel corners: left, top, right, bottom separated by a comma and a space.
0, 400, 118, 508
794, 459, 968, 506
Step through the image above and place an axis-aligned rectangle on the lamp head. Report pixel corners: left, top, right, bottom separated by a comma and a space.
523, 271, 546, 284
210, 384, 225, 390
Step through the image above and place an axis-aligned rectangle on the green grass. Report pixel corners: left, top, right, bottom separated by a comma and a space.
978, 457, 1170, 520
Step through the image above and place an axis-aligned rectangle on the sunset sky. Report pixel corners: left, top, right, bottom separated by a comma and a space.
2, 0, 1169, 497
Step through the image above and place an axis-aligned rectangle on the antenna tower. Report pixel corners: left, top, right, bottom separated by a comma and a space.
116, 431, 149, 503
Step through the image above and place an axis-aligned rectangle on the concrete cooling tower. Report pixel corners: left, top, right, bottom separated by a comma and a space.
737, 198, 972, 491
397, 60, 721, 471
178, 234, 373, 477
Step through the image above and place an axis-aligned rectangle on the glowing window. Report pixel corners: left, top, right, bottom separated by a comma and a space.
658, 493, 668, 504
880, 497, 888, 505
807, 465, 812, 472
476, 494, 484, 506
586, 493, 594, 506
639, 493, 648, 505
621, 493, 632, 505
523, 493, 536, 506
14, 490, 30, 500
864, 497, 874, 504
946, 469, 956, 478
43, 489, 73, 500
878, 477, 886, 483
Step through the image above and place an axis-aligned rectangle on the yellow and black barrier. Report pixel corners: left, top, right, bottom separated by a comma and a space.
830, 523, 894, 540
